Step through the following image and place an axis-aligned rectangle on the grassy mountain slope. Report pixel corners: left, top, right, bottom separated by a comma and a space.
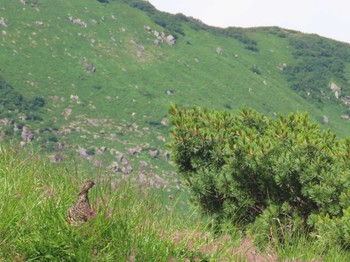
1, 0, 350, 176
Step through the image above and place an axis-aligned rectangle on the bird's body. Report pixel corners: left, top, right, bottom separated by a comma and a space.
67, 180, 96, 225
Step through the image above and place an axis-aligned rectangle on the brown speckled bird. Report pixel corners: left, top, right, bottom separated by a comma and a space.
67, 180, 96, 225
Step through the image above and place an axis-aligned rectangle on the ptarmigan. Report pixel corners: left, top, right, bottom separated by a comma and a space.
67, 180, 96, 225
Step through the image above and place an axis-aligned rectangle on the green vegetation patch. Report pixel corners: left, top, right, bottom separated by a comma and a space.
169, 105, 350, 249
284, 35, 350, 102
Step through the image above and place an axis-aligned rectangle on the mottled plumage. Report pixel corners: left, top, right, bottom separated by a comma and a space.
67, 180, 96, 225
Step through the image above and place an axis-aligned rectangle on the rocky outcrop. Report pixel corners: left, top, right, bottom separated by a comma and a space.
34, 21, 44, 26
127, 147, 142, 155
322, 115, 329, 124
68, 16, 87, 28
330, 82, 341, 99
144, 25, 176, 46
0, 17, 7, 27
148, 149, 159, 158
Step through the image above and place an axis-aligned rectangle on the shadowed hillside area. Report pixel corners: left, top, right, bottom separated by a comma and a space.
1, 0, 350, 260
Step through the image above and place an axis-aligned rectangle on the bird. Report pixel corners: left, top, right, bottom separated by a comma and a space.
67, 180, 96, 226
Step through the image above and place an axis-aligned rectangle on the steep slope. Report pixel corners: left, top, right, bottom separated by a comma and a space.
0, 0, 350, 177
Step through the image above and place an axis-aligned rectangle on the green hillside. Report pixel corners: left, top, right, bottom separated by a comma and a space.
1, 0, 350, 176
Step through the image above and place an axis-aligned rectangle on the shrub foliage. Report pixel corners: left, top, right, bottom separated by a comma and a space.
168, 105, 350, 247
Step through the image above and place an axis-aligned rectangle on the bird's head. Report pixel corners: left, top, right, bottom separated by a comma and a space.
80, 180, 95, 194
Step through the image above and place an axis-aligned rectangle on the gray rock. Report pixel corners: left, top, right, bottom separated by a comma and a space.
149, 149, 159, 158
127, 147, 142, 155
140, 160, 148, 169
0, 17, 7, 27
322, 115, 329, 124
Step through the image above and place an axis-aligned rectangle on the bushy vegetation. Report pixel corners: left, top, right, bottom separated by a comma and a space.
0, 77, 45, 120
283, 35, 350, 101
169, 105, 350, 249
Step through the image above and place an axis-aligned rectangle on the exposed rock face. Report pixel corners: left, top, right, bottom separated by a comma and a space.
144, 26, 176, 46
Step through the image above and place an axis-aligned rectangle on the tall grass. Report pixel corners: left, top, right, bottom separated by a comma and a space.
0, 145, 238, 261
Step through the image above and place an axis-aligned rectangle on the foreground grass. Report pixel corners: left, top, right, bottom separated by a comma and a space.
1, 144, 350, 261
0, 145, 239, 261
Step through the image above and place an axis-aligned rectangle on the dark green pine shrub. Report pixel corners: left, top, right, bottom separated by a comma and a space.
168, 105, 350, 247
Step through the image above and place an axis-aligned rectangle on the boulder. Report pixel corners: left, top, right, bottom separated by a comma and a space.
161, 117, 169, 126
0, 17, 7, 27
322, 115, 329, 124
108, 162, 123, 172
330, 82, 341, 92
166, 89, 175, 95
124, 164, 133, 174
165, 35, 176, 46
127, 147, 142, 155
139, 160, 148, 169
34, 21, 44, 26
115, 151, 124, 162
149, 149, 159, 158
79, 148, 88, 158
341, 114, 350, 120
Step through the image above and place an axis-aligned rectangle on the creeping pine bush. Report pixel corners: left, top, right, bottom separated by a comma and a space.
168, 105, 350, 247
